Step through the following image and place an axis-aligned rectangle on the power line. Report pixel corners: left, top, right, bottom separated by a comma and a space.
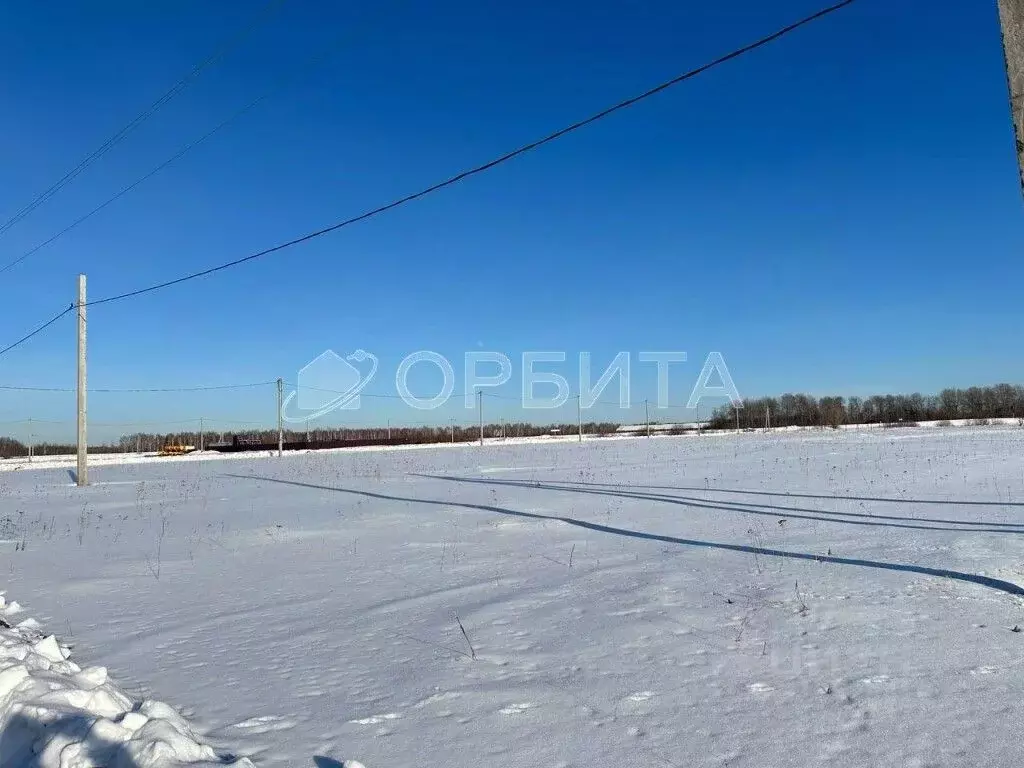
0, 385, 72, 393
92, 418, 204, 427
0, 0, 289, 240
287, 384, 577, 402
92, 381, 277, 394
0, 0, 857, 356
86, 0, 857, 307
0, 29, 349, 277
0, 416, 273, 427
284, 383, 476, 401
288, 385, 682, 410
0, 379, 705, 409
0, 306, 74, 357
0, 418, 66, 425
0, 412, 272, 432
0, 380, 276, 393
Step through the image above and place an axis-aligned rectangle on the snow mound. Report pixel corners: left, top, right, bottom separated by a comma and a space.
0, 595, 253, 768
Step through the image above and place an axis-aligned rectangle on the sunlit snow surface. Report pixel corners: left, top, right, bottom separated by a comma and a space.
2, 427, 1023, 767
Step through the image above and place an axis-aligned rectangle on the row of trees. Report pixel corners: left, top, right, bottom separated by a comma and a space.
0, 422, 624, 459
4, 384, 1023, 458
708, 384, 1024, 430
0, 436, 124, 460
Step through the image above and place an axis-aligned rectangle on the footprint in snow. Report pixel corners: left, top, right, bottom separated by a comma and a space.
859, 675, 890, 684
413, 691, 461, 708
349, 713, 401, 725
626, 691, 655, 702
498, 702, 535, 715
231, 715, 297, 733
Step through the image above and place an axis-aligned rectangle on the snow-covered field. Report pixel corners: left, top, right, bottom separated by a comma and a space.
2, 427, 1023, 767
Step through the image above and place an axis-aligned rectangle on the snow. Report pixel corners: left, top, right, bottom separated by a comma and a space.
0, 433, 631, 475
0, 594, 252, 767
615, 423, 708, 433
2, 426, 1024, 766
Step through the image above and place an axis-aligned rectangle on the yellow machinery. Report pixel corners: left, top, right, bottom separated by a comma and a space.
158, 443, 197, 457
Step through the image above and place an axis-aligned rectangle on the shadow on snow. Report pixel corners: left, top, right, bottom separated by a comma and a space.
416, 476, 1024, 533
0, 711, 240, 767
536, 479, 1024, 508
225, 473, 1024, 599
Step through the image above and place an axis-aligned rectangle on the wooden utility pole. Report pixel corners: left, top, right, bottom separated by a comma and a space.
199, 417, 205, 452
1000, 0, 1024, 196
577, 394, 583, 443
276, 378, 284, 457
76, 274, 88, 487
644, 399, 650, 437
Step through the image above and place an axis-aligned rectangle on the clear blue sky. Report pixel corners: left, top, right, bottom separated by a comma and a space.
0, 0, 1021, 440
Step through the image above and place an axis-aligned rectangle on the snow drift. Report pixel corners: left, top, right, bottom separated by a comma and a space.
0, 594, 251, 768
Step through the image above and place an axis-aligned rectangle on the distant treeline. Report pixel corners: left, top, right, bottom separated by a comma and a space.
0, 437, 125, 460
0, 422, 623, 459
5, 384, 1023, 459
708, 384, 1024, 430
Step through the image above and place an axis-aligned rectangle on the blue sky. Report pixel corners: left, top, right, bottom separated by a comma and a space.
0, 0, 1021, 440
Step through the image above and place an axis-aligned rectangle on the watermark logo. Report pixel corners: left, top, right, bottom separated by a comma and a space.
281, 349, 378, 423
281, 349, 740, 421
